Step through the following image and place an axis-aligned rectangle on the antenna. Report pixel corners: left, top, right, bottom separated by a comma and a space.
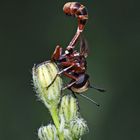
79, 94, 100, 106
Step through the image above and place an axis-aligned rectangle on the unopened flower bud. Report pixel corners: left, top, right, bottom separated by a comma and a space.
32, 61, 62, 108
38, 124, 58, 140
59, 95, 79, 123
70, 117, 89, 139
63, 129, 73, 140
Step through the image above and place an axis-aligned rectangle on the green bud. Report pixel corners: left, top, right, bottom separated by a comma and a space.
59, 95, 79, 123
70, 117, 89, 139
59, 114, 72, 139
63, 129, 73, 140
32, 61, 62, 108
38, 124, 59, 140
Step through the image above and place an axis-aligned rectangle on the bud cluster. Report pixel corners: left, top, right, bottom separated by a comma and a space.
59, 95, 89, 139
32, 61, 89, 140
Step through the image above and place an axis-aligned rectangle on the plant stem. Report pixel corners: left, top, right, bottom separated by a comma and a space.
51, 106, 64, 140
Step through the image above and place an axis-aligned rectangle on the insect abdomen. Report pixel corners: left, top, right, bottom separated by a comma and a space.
63, 2, 88, 30
63, 2, 88, 18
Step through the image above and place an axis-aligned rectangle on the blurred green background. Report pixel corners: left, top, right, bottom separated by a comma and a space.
0, 0, 139, 140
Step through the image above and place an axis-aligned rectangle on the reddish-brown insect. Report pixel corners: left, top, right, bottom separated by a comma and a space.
49, 2, 105, 105
51, 2, 89, 83
51, 36, 105, 106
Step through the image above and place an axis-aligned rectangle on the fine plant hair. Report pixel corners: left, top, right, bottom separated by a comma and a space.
32, 62, 88, 140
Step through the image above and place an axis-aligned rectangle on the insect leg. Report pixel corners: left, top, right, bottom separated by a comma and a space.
62, 80, 77, 90
89, 85, 106, 92
63, 72, 77, 80
51, 45, 62, 61
79, 94, 100, 106
58, 64, 74, 75
67, 29, 82, 50
71, 91, 77, 99
70, 90, 80, 110
47, 65, 75, 89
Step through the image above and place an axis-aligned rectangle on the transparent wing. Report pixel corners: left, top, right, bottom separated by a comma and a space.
79, 35, 88, 58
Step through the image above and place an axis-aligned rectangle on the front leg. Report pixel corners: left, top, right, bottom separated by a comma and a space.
47, 65, 76, 89
51, 45, 62, 61
62, 80, 77, 90
61, 61, 84, 73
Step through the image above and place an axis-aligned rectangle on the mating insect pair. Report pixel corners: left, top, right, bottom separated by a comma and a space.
34, 2, 105, 106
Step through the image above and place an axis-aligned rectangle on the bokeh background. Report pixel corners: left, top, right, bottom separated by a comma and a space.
0, 0, 139, 140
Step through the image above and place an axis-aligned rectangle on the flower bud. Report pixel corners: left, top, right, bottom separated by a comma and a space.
70, 117, 89, 139
32, 61, 62, 108
63, 129, 73, 140
59, 95, 79, 123
38, 124, 58, 140
59, 114, 73, 140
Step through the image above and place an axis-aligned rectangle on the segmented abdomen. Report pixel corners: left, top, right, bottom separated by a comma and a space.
63, 2, 88, 19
